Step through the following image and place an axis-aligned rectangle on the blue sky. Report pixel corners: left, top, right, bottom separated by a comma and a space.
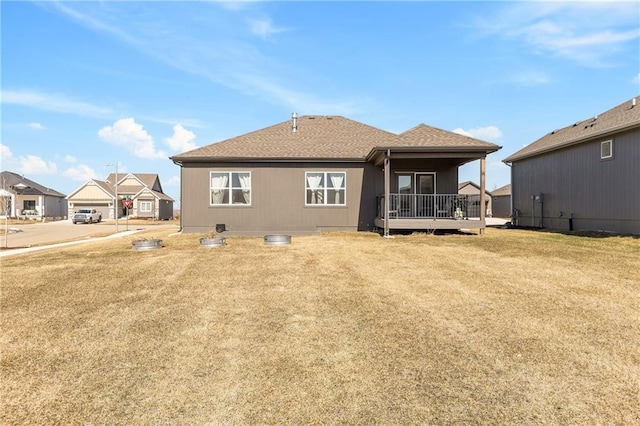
2, 1, 639, 205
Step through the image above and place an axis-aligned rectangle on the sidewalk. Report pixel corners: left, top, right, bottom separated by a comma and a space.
0, 230, 143, 258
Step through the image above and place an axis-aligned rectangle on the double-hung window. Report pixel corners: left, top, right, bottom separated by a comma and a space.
210, 172, 251, 205
305, 172, 346, 206
139, 201, 152, 212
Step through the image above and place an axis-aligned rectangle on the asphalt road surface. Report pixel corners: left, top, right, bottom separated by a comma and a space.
1, 219, 177, 249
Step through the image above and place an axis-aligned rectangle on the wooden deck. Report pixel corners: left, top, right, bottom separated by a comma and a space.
375, 217, 486, 230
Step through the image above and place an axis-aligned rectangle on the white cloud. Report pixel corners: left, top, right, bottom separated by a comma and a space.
1, 144, 13, 161
98, 118, 167, 159
28, 122, 45, 130
50, 3, 361, 114
1, 90, 112, 118
0, 146, 58, 175
166, 175, 181, 186
475, 2, 640, 67
164, 124, 198, 152
453, 125, 503, 142
63, 164, 98, 182
248, 18, 287, 39
19, 155, 57, 175
512, 71, 551, 87
63, 155, 78, 163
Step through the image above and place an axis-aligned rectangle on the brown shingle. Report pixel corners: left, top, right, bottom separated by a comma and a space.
172, 116, 397, 161
504, 96, 640, 162
396, 124, 500, 149
171, 116, 500, 162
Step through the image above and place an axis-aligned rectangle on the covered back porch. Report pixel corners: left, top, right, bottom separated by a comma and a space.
374, 193, 486, 230
367, 142, 497, 235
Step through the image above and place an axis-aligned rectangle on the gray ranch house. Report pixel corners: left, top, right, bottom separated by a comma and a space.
171, 115, 500, 236
0, 171, 68, 220
504, 96, 640, 235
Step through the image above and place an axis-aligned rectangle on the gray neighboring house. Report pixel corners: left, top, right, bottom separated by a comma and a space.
0, 171, 68, 219
171, 115, 500, 235
504, 96, 640, 235
458, 181, 493, 217
490, 184, 511, 218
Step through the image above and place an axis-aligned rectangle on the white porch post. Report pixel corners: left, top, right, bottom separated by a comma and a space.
384, 150, 390, 238
480, 156, 486, 235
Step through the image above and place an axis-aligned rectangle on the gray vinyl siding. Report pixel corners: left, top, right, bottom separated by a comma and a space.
511, 127, 640, 234
43, 196, 68, 218
388, 159, 459, 193
158, 199, 173, 220
179, 162, 382, 234
492, 195, 511, 218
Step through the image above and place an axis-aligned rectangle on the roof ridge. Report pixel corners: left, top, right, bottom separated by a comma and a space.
504, 95, 640, 163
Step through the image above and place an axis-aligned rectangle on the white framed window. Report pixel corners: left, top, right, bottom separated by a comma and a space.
600, 140, 613, 160
139, 201, 152, 212
210, 172, 251, 206
305, 171, 346, 206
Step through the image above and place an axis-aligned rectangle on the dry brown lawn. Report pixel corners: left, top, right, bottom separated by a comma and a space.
1, 228, 638, 424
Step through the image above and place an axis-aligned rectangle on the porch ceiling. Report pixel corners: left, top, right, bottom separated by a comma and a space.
367, 147, 495, 167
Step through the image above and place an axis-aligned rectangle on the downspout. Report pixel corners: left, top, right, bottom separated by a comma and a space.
479, 157, 486, 235
384, 150, 390, 238
504, 161, 514, 226
172, 159, 183, 232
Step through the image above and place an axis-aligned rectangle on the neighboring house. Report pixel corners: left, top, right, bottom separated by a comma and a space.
170, 115, 501, 235
490, 184, 511, 218
458, 181, 493, 217
67, 173, 174, 221
503, 96, 640, 234
0, 171, 68, 219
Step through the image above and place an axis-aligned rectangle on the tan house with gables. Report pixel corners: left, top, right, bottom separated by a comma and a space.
171, 115, 500, 235
67, 173, 174, 221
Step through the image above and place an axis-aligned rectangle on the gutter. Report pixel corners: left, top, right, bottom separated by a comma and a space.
504, 121, 640, 164
169, 156, 367, 163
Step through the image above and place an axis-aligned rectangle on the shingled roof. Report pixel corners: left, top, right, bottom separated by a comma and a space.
171, 116, 500, 163
396, 124, 500, 151
0, 171, 66, 197
172, 116, 397, 162
504, 96, 640, 163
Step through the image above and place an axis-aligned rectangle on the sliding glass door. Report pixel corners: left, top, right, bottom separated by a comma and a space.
396, 173, 435, 217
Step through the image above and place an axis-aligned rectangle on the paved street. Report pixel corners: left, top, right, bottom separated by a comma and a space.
1, 219, 178, 250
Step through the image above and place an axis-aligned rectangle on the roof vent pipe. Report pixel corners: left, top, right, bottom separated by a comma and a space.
292, 112, 298, 133
633, 98, 637, 108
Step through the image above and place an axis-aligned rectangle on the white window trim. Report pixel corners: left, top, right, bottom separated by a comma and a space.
210, 171, 252, 206
305, 171, 347, 206
139, 201, 152, 212
600, 140, 613, 160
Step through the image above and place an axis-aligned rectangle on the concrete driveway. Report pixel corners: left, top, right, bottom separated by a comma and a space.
1, 219, 178, 251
